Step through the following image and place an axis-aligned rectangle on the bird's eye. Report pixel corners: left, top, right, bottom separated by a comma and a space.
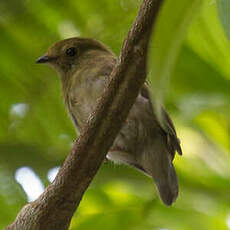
66, 47, 77, 57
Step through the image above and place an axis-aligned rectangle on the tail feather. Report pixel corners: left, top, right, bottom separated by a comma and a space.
155, 163, 178, 206
140, 142, 179, 206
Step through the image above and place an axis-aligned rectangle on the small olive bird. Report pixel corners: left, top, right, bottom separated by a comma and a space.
36, 37, 182, 206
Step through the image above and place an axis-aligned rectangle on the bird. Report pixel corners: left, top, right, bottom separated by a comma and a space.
36, 37, 182, 206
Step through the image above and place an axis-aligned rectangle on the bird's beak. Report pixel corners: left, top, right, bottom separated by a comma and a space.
36, 55, 57, 64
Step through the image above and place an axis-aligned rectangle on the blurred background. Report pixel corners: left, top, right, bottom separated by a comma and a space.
0, 0, 230, 229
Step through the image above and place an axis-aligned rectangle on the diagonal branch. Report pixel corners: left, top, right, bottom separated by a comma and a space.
5, 0, 163, 229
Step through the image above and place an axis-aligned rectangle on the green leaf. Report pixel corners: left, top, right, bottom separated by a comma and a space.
147, 0, 203, 129
217, 0, 230, 40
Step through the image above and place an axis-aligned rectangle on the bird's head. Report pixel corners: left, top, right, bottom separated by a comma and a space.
36, 37, 113, 77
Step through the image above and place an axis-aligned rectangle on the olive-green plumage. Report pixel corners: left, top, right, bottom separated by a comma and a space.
37, 37, 182, 206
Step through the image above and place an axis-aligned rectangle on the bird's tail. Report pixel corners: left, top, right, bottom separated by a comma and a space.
141, 143, 179, 206
154, 162, 178, 206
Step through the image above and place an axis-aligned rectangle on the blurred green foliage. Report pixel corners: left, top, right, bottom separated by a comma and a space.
217, 0, 230, 40
0, 0, 230, 229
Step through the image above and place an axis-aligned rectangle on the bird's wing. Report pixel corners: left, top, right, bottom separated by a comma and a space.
140, 83, 182, 159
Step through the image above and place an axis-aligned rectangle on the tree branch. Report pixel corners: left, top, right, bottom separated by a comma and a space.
5, 0, 163, 229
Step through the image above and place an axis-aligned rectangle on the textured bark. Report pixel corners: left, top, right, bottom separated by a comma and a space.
5, 0, 163, 229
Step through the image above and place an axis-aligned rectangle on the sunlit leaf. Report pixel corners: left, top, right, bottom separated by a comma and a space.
147, 0, 203, 130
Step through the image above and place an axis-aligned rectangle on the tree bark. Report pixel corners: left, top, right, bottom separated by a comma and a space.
5, 0, 163, 229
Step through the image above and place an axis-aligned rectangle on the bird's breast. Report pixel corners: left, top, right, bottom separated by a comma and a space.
67, 75, 107, 128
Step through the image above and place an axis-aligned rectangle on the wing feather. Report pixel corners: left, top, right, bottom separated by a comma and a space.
140, 83, 182, 158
